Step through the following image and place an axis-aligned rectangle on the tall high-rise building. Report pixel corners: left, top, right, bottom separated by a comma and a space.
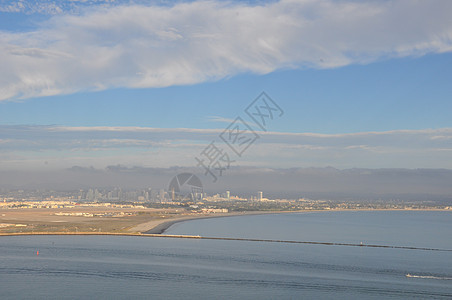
159, 189, 166, 202
226, 191, 230, 200
86, 189, 94, 201
258, 191, 263, 201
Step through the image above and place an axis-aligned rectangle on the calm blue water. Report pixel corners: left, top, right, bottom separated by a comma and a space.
1, 211, 452, 299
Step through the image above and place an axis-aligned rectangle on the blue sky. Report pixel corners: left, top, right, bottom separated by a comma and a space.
1, 0, 452, 171
1, 52, 452, 133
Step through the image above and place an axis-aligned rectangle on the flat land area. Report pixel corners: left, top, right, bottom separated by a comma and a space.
0, 207, 192, 234
0, 208, 289, 234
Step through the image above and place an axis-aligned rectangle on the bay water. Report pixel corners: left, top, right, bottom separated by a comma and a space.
1, 211, 452, 299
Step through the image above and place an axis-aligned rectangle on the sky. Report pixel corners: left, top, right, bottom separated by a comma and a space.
1, 0, 452, 180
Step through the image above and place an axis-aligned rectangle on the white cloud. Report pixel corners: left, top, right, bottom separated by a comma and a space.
1, 0, 452, 100
206, 116, 238, 124
206, 116, 261, 129
1, 125, 452, 169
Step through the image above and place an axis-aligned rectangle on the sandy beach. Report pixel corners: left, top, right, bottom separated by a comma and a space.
129, 211, 288, 234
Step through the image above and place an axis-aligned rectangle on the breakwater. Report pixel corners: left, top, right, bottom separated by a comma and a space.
1, 232, 451, 252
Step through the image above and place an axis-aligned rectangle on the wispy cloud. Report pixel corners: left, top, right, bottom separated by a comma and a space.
1, 0, 452, 100
1, 125, 452, 170
206, 116, 239, 124
206, 116, 260, 129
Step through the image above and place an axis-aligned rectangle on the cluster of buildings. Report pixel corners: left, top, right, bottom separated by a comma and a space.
0, 223, 27, 228
0, 200, 147, 210
3, 188, 450, 212
54, 211, 135, 217
0, 188, 270, 204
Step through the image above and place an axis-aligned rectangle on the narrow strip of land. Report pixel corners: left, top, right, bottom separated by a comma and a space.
138, 211, 286, 234
1, 232, 451, 252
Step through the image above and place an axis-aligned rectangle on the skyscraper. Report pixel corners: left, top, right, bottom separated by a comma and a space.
159, 189, 166, 202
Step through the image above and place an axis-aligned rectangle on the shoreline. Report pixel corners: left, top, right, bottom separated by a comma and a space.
140, 208, 451, 234
1, 208, 450, 236
141, 211, 288, 234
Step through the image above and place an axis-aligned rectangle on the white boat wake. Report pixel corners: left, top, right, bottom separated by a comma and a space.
406, 274, 452, 280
